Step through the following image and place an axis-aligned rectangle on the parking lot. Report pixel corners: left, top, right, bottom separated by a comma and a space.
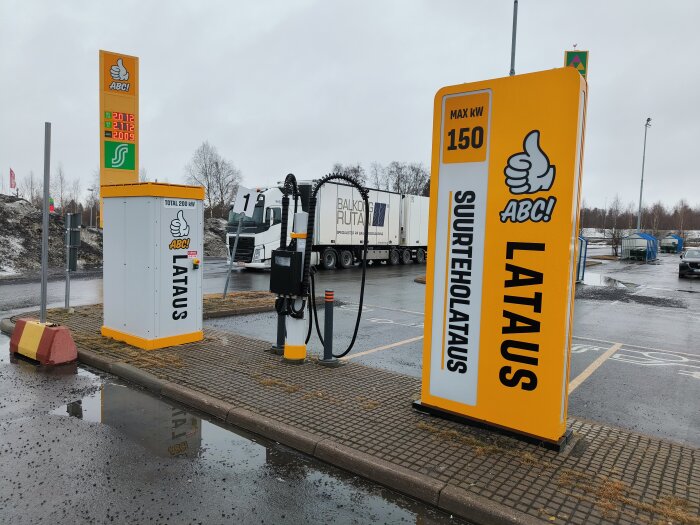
206, 252, 700, 448
1, 251, 698, 448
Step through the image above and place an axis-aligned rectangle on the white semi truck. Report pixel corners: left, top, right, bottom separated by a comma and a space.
226, 181, 429, 270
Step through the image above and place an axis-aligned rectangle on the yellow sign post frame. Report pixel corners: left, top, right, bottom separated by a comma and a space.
417, 68, 587, 447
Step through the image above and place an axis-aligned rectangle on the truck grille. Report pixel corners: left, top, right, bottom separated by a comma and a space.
230, 236, 254, 263
689, 262, 700, 269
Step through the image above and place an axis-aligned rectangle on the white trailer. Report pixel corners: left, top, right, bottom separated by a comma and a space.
226, 181, 429, 270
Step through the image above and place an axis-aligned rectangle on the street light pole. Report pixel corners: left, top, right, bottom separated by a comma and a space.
509, 0, 518, 76
636, 117, 652, 231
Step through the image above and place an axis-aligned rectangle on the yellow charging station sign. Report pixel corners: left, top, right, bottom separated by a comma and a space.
99, 50, 139, 188
420, 68, 587, 444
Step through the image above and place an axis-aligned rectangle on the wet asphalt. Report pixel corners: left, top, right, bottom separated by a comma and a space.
0, 335, 466, 525
0, 249, 698, 524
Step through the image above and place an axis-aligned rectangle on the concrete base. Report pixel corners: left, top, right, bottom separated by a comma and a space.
10, 318, 77, 366
268, 344, 284, 356
282, 357, 306, 365
412, 400, 573, 452
317, 357, 344, 368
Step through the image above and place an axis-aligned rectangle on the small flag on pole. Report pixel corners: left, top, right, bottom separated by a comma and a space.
10, 168, 16, 189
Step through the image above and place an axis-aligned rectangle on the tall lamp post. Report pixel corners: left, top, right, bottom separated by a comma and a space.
636, 117, 652, 231
509, 0, 518, 76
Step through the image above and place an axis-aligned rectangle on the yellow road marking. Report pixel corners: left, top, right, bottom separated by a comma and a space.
342, 336, 424, 361
569, 342, 622, 394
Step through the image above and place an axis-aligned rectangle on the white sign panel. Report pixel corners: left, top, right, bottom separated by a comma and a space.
231, 186, 255, 218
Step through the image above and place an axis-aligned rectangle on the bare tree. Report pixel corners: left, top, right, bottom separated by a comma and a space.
211, 158, 241, 218
139, 167, 149, 182
649, 201, 666, 238
369, 162, 387, 190
19, 170, 43, 205
332, 163, 367, 185
185, 142, 241, 218
69, 178, 82, 213
52, 164, 67, 212
606, 194, 623, 256
384, 161, 430, 194
673, 199, 692, 237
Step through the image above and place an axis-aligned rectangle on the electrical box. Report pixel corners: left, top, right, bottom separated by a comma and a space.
101, 183, 204, 350
269, 250, 302, 296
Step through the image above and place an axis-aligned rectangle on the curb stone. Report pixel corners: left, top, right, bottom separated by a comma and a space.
161, 383, 235, 422
110, 362, 167, 394
76, 348, 115, 372
439, 484, 544, 525
226, 407, 321, 456
314, 439, 446, 507
0, 318, 15, 336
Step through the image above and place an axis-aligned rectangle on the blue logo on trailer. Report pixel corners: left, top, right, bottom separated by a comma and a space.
372, 203, 386, 227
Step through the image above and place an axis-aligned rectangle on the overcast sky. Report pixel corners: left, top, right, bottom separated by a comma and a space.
1, 0, 698, 208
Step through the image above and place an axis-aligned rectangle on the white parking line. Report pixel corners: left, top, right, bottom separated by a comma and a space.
342, 335, 424, 360
342, 302, 424, 316
572, 335, 699, 357
568, 342, 622, 394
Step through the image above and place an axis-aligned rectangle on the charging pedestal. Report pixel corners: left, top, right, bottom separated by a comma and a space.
101, 183, 204, 350
269, 211, 308, 363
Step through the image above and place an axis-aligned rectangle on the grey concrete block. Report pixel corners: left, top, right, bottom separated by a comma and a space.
110, 362, 167, 394
161, 383, 234, 421
226, 407, 321, 456
438, 484, 543, 525
314, 439, 446, 506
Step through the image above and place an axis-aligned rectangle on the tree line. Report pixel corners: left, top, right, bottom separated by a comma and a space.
580, 196, 699, 254
331, 162, 430, 196
9, 165, 101, 227
580, 196, 699, 235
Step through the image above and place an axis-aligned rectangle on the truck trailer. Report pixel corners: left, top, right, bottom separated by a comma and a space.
226, 181, 429, 270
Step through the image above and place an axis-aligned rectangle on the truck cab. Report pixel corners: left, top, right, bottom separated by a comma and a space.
226, 187, 294, 269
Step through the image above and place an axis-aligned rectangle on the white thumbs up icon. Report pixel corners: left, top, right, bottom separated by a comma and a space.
110, 58, 129, 81
503, 130, 556, 194
170, 210, 190, 237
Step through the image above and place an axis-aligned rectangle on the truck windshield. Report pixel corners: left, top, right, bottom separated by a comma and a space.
227, 195, 268, 233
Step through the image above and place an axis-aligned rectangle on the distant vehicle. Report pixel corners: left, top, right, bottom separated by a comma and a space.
678, 249, 700, 278
226, 181, 429, 270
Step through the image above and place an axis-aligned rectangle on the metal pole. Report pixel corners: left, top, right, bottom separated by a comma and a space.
222, 217, 243, 298
318, 290, 340, 366
509, 0, 518, 76
65, 215, 71, 310
40, 123, 51, 323
636, 118, 651, 231
272, 304, 285, 355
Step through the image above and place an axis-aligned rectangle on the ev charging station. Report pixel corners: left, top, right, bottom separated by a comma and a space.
101, 183, 204, 350
269, 173, 370, 364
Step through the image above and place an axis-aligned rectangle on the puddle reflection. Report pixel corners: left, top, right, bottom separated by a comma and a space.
582, 272, 639, 289
53, 382, 203, 458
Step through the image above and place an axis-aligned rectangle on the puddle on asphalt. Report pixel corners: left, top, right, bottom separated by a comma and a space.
581, 272, 640, 289
49, 378, 463, 523
51, 381, 214, 460
1, 334, 462, 522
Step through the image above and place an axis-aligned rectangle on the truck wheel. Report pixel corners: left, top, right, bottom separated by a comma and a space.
415, 248, 426, 264
321, 248, 337, 270
400, 249, 412, 264
388, 249, 400, 265
338, 250, 354, 269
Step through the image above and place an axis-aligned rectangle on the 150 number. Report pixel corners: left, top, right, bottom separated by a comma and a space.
446, 126, 484, 151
